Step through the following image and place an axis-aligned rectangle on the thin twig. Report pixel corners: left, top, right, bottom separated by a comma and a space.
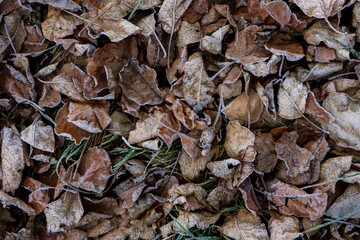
209, 61, 236, 81
167, 0, 177, 68
128, 0, 143, 20
4, 23, 17, 54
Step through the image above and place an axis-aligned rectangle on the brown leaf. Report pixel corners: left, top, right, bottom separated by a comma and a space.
305, 91, 335, 125
20, 120, 55, 153
207, 181, 238, 210
38, 85, 61, 109
42, 7, 81, 41
326, 184, 360, 218
183, 52, 215, 111
322, 92, 360, 150
22, 24, 49, 56
158, 0, 193, 34
172, 99, 198, 130
28, 0, 81, 11
168, 183, 209, 211
261, 1, 306, 33
177, 21, 202, 48
267, 179, 327, 220
265, 33, 305, 61
1, 125, 25, 193
119, 59, 164, 106
108, 111, 133, 137
239, 178, 262, 215
225, 25, 270, 64
320, 155, 352, 192
244, 55, 281, 77
67, 147, 112, 193
292, 0, 354, 19
207, 159, 241, 179
268, 215, 300, 240
278, 74, 308, 119
0, 190, 35, 215
225, 121, 255, 159
200, 24, 230, 55
45, 192, 83, 232
275, 131, 314, 177
67, 101, 111, 134
254, 132, 278, 173
220, 209, 269, 240
54, 103, 92, 145
223, 90, 264, 125
306, 45, 336, 63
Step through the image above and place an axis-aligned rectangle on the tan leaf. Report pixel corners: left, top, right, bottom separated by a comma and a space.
99, 19, 141, 42
20, 120, 55, 153
172, 99, 198, 130
161, 210, 221, 237
177, 21, 202, 48
244, 55, 281, 77
67, 147, 111, 193
320, 155, 352, 192
200, 24, 229, 54
261, 1, 306, 33
341, 169, 360, 184
42, 7, 81, 41
322, 78, 360, 97
207, 181, 238, 210
38, 85, 61, 109
268, 215, 300, 240
322, 92, 360, 150
306, 45, 336, 62
158, 0, 193, 34
223, 90, 264, 125
136, 13, 156, 37
254, 133, 277, 173
45, 192, 84, 232
326, 184, 360, 218
275, 131, 314, 177
292, 0, 354, 19
207, 159, 241, 179
225, 121, 255, 159
225, 25, 270, 64
119, 59, 164, 106
278, 74, 308, 119
0, 190, 35, 215
22, 25, 49, 57
168, 183, 209, 211
267, 179, 328, 220
1, 125, 25, 193
67, 101, 111, 134
54, 103, 92, 145
128, 112, 161, 144
265, 33, 304, 61
304, 20, 355, 59
183, 52, 215, 111
220, 209, 269, 240
108, 111, 133, 137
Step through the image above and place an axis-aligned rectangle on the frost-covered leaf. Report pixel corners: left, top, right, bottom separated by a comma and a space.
0, 190, 35, 215
320, 155, 352, 192
1, 125, 25, 193
45, 192, 84, 232
158, 0, 193, 34
225, 121, 255, 159
221, 209, 269, 240
28, 0, 81, 11
200, 24, 229, 54
21, 120, 55, 153
265, 33, 304, 61
326, 184, 360, 218
207, 158, 241, 179
322, 92, 360, 150
292, 0, 354, 19
108, 111, 133, 137
268, 215, 300, 240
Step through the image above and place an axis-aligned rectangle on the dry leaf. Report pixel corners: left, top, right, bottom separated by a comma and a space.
67, 147, 111, 193
177, 21, 202, 48
278, 74, 308, 119
22, 24, 49, 56
108, 111, 133, 137
38, 85, 61, 109
42, 7, 81, 41
158, 0, 193, 34
326, 184, 360, 218
207, 181, 238, 210
207, 159, 241, 179
320, 155, 352, 192
1, 125, 25, 193
45, 192, 84, 232
268, 215, 300, 240
136, 13, 156, 37
0, 190, 35, 215
239, 178, 262, 215
200, 24, 229, 55
275, 131, 314, 177
223, 90, 264, 125
261, 1, 306, 33
244, 55, 281, 77
225, 25, 270, 64
168, 183, 209, 211
55, 103, 92, 145
254, 133, 278, 173
28, 0, 80, 11
306, 45, 336, 62
292, 0, 354, 19
183, 52, 215, 111
220, 209, 269, 240
265, 33, 304, 61
305, 91, 335, 125
67, 101, 111, 134
225, 121, 255, 159
20, 120, 55, 153
304, 20, 355, 59
172, 99, 198, 130
322, 92, 360, 150
128, 112, 161, 144
267, 179, 327, 220
119, 59, 164, 106
161, 210, 220, 237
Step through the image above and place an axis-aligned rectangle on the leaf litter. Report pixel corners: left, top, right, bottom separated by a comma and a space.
1, 0, 360, 239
